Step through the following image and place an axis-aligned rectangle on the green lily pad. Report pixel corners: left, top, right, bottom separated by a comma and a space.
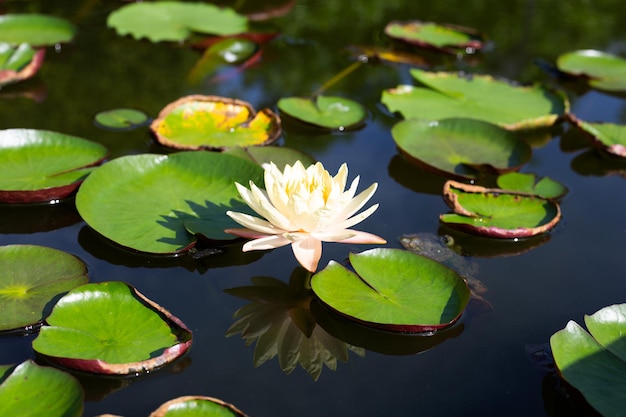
384, 20, 485, 53
0, 244, 89, 333
311, 248, 470, 333
151, 396, 249, 417
567, 114, 626, 158
94, 108, 149, 131
150, 95, 281, 150
0, 14, 76, 46
382, 69, 569, 130
224, 146, 316, 169
0, 43, 45, 87
277, 95, 366, 130
32, 281, 192, 375
440, 180, 562, 238
550, 303, 626, 417
75, 151, 264, 254
107, 2, 248, 43
0, 129, 108, 204
496, 172, 568, 199
391, 118, 532, 179
556, 49, 626, 92
0, 360, 83, 417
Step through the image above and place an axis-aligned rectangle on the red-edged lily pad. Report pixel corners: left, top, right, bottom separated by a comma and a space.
32, 281, 192, 375
0, 360, 83, 416
311, 248, 470, 333
0, 129, 108, 204
150, 396, 249, 417
440, 180, 562, 238
384, 20, 486, 54
150, 95, 281, 150
0, 244, 89, 333
568, 113, 626, 158
0, 43, 45, 87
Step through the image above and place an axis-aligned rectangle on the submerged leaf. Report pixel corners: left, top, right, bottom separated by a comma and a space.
94, 108, 149, 131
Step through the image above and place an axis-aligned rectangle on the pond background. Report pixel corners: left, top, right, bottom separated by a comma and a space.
1, 0, 626, 416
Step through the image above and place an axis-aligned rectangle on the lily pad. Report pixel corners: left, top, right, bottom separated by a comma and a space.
75, 151, 264, 254
277, 95, 367, 130
188, 38, 258, 85
440, 180, 562, 238
556, 49, 626, 92
550, 303, 626, 417
382, 69, 568, 130
567, 114, 626, 158
0, 360, 83, 417
311, 248, 470, 333
107, 2, 248, 43
391, 118, 532, 179
0, 244, 89, 333
384, 20, 485, 53
150, 95, 281, 151
0, 14, 76, 46
150, 396, 249, 417
224, 146, 316, 169
32, 281, 192, 375
94, 108, 150, 131
0, 129, 108, 204
0, 42, 45, 87
496, 172, 568, 199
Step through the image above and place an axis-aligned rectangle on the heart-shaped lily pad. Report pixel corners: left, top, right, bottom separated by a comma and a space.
150, 95, 281, 151
277, 95, 366, 130
0, 14, 77, 46
496, 172, 568, 199
224, 145, 316, 169
32, 281, 192, 375
382, 69, 568, 130
0, 129, 108, 204
556, 49, 626, 92
391, 118, 532, 179
94, 108, 149, 131
440, 180, 562, 238
567, 114, 626, 158
311, 248, 470, 333
550, 303, 626, 417
0, 244, 89, 333
384, 20, 486, 53
75, 151, 264, 254
0, 360, 83, 417
0, 42, 45, 87
150, 396, 249, 417
107, 2, 248, 43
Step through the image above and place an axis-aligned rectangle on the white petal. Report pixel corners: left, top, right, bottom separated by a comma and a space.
333, 182, 378, 222
226, 211, 286, 235
243, 235, 292, 251
332, 203, 379, 230
291, 236, 322, 272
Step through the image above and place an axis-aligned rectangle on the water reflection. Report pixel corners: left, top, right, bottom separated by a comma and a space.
0, 199, 81, 234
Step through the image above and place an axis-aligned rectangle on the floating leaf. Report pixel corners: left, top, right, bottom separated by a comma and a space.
496, 172, 568, 199
0, 14, 76, 46
440, 180, 562, 238
278, 95, 366, 130
384, 20, 485, 53
224, 146, 316, 170
107, 2, 248, 43
0, 42, 45, 87
0, 244, 89, 333
94, 108, 149, 131
0, 360, 83, 417
391, 118, 532, 179
32, 281, 192, 375
550, 304, 626, 417
150, 95, 281, 151
150, 396, 249, 417
0, 129, 108, 204
311, 248, 470, 333
556, 49, 626, 92
188, 38, 257, 85
567, 114, 626, 158
75, 151, 264, 254
382, 69, 568, 130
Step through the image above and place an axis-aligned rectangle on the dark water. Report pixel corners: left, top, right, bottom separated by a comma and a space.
1, 1, 625, 416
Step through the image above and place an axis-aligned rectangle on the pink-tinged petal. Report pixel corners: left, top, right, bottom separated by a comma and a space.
333, 203, 379, 230
226, 211, 285, 235
336, 230, 387, 244
291, 236, 322, 272
224, 228, 272, 239
243, 234, 292, 251
311, 229, 386, 244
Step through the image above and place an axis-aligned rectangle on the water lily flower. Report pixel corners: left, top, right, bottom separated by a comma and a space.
225, 161, 386, 272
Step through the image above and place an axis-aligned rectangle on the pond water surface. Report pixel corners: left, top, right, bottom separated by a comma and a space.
1, 1, 626, 416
